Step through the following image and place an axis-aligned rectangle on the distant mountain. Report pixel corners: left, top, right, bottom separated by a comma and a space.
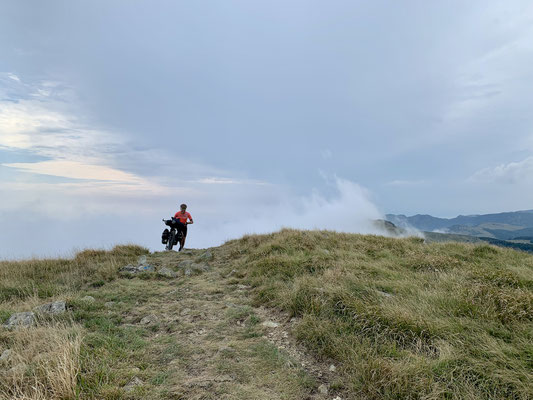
386, 210, 533, 233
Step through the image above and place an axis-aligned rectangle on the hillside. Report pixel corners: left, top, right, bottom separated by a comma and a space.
387, 209, 533, 232
1, 230, 532, 399
387, 210, 533, 239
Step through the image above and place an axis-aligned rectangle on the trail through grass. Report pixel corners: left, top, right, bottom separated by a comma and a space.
224, 229, 533, 399
1, 231, 532, 399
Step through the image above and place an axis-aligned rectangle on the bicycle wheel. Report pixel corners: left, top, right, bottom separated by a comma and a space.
166, 231, 175, 250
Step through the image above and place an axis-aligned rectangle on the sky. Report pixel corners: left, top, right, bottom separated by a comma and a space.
1, 1, 533, 258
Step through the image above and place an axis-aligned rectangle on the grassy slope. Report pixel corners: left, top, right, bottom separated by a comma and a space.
224, 229, 533, 399
0, 245, 318, 400
0, 245, 150, 399
1, 231, 532, 399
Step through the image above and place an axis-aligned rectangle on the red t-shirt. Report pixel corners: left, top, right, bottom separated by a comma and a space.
174, 211, 192, 224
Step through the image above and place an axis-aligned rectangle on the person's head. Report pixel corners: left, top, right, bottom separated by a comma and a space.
180, 203, 187, 212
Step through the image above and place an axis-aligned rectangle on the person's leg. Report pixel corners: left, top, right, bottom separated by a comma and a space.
179, 225, 187, 250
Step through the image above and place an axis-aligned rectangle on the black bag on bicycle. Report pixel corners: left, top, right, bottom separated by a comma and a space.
161, 229, 170, 244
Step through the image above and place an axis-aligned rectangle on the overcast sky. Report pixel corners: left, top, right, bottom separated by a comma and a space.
2, 1, 533, 258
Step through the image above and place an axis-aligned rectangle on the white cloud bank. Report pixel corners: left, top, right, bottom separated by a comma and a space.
195, 177, 387, 248
0, 174, 401, 259
470, 157, 533, 184
0, 73, 406, 258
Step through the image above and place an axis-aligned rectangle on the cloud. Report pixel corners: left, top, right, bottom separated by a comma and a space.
194, 176, 399, 248
469, 157, 533, 184
0, 169, 400, 257
7, 73, 20, 82
3, 160, 144, 183
0, 72, 252, 199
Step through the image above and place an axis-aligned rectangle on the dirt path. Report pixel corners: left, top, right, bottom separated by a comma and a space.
120, 249, 340, 399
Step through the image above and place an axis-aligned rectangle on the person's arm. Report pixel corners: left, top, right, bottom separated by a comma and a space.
188, 213, 194, 224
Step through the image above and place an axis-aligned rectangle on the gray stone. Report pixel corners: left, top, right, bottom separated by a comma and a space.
120, 264, 139, 274
376, 290, 392, 298
178, 259, 194, 269
33, 301, 66, 315
3, 312, 35, 328
218, 345, 236, 354
193, 263, 210, 272
81, 295, 95, 303
262, 321, 279, 328
197, 250, 213, 262
0, 349, 11, 362
318, 384, 328, 394
124, 376, 143, 392
329, 364, 336, 372
181, 262, 210, 276
157, 267, 177, 278
104, 301, 115, 308
137, 264, 155, 272
140, 314, 158, 325
137, 255, 147, 265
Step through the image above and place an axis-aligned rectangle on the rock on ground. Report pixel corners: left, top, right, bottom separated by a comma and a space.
33, 300, 66, 315
3, 312, 35, 328
262, 321, 279, 328
178, 259, 194, 269
137, 264, 155, 272
318, 383, 328, 394
137, 255, 147, 265
140, 314, 158, 325
124, 376, 143, 392
0, 349, 11, 362
120, 264, 138, 274
81, 295, 95, 303
178, 260, 210, 275
121, 263, 155, 274
157, 267, 178, 278
197, 250, 213, 262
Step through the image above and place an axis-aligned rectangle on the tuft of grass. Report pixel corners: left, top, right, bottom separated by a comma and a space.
0, 323, 82, 400
224, 229, 533, 400
0, 245, 148, 400
0, 245, 148, 304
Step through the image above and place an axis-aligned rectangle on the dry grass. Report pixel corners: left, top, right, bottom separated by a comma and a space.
224, 229, 533, 400
2, 233, 532, 399
0, 245, 148, 399
0, 323, 82, 400
0, 245, 148, 313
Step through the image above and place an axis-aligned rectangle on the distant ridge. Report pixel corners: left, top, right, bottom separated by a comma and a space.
386, 210, 533, 232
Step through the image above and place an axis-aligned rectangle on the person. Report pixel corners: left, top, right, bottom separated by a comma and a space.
174, 203, 193, 251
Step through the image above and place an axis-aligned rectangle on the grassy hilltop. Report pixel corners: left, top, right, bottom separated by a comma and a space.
0, 230, 532, 399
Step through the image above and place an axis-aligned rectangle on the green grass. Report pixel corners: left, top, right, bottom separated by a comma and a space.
3, 232, 533, 399
0, 245, 152, 400
0, 245, 148, 305
224, 229, 533, 400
